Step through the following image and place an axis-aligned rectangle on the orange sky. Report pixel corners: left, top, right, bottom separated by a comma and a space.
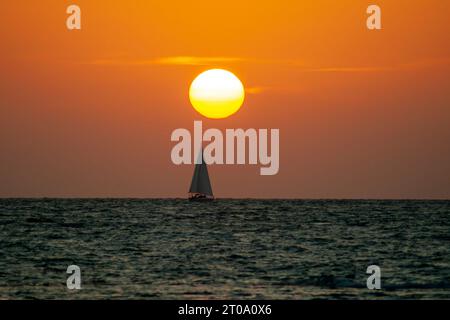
0, 0, 449, 198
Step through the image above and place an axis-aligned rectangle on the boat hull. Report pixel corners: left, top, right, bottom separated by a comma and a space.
188, 196, 214, 202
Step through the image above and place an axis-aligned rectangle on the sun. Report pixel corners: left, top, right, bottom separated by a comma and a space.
189, 69, 245, 119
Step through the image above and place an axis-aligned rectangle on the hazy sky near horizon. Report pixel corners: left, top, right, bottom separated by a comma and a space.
0, 0, 449, 198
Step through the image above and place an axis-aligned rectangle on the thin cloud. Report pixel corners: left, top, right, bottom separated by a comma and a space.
398, 57, 450, 70
87, 56, 450, 95
90, 56, 304, 67
85, 55, 450, 71
89, 56, 390, 73
154, 56, 244, 65
305, 66, 392, 73
90, 56, 244, 66
245, 87, 266, 94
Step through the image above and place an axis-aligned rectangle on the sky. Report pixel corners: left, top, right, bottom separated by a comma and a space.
0, 0, 449, 198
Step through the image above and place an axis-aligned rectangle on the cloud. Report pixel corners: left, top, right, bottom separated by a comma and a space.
90, 56, 244, 66
153, 56, 244, 65
92, 54, 450, 69
304, 66, 391, 73
245, 87, 266, 94
89, 55, 390, 73
398, 57, 450, 70
90, 56, 305, 67
87, 56, 450, 95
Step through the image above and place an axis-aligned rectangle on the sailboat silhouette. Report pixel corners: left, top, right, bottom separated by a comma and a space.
188, 150, 214, 201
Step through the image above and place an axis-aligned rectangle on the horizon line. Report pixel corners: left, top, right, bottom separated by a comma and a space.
0, 197, 449, 201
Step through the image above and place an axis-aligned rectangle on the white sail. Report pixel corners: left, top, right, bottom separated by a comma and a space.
189, 151, 213, 197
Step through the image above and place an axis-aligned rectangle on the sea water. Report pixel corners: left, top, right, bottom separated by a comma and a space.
0, 199, 449, 299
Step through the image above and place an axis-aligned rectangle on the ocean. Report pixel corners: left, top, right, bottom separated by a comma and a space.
0, 199, 449, 299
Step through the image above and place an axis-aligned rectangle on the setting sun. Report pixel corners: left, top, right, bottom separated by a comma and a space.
189, 69, 245, 119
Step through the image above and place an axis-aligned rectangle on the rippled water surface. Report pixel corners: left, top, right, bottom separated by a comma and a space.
0, 199, 449, 299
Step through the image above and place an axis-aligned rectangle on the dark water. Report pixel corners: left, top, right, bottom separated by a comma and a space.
0, 199, 449, 300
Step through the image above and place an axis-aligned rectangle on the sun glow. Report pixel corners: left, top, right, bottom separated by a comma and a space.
189, 69, 245, 119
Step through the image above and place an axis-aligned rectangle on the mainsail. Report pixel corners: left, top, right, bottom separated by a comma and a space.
189, 151, 213, 197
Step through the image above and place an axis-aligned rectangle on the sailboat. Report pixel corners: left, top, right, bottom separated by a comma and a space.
188, 151, 214, 201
